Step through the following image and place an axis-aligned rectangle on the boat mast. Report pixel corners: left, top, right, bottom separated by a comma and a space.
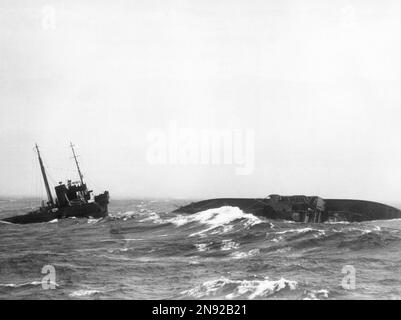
35, 144, 54, 206
70, 142, 84, 185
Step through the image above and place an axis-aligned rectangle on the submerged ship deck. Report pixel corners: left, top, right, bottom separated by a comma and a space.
173, 196, 401, 222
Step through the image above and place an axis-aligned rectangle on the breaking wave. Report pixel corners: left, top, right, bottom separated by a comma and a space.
0, 281, 43, 288
181, 277, 298, 299
69, 289, 102, 297
169, 206, 263, 236
0, 281, 58, 289
303, 289, 330, 300
2, 199, 401, 299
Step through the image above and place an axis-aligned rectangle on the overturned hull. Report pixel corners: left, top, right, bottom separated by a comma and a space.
173, 196, 401, 222
3, 191, 109, 225
324, 199, 401, 221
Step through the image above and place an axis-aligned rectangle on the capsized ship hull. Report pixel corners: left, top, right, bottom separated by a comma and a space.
173, 195, 401, 222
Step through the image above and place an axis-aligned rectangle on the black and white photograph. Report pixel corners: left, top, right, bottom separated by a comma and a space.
1, 0, 401, 306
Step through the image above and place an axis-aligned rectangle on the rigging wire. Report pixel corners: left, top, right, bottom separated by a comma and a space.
72, 149, 99, 192
30, 144, 100, 205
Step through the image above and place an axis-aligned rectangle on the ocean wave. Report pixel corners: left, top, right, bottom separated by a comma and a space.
344, 227, 380, 234
195, 242, 213, 252
338, 231, 401, 250
324, 221, 350, 225
221, 239, 240, 251
0, 281, 41, 288
0, 281, 58, 289
274, 247, 291, 254
69, 289, 101, 297
109, 211, 136, 220
274, 227, 325, 236
303, 289, 329, 300
0, 220, 13, 225
109, 210, 164, 224
138, 212, 164, 224
111, 206, 264, 236
169, 206, 262, 237
181, 277, 297, 299
230, 249, 260, 259
270, 236, 284, 243
87, 218, 102, 224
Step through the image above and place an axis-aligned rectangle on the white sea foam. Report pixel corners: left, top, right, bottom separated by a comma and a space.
345, 226, 382, 234
69, 289, 101, 297
211, 224, 233, 234
270, 236, 284, 242
230, 249, 260, 259
275, 227, 314, 235
360, 226, 381, 234
0, 281, 57, 288
303, 289, 329, 300
48, 219, 58, 223
274, 247, 291, 254
324, 221, 350, 225
115, 211, 136, 219
275, 228, 326, 237
0, 220, 13, 225
110, 210, 163, 223
221, 239, 240, 251
182, 277, 297, 299
138, 212, 163, 224
195, 243, 210, 252
87, 218, 102, 224
169, 206, 262, 236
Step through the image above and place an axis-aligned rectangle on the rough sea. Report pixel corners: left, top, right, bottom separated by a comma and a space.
1, 198, 401, 300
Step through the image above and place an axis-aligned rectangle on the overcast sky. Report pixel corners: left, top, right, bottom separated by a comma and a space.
1, 0, 401, 202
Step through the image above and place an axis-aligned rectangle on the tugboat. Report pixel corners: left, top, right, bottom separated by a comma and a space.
2, 143, 109, 224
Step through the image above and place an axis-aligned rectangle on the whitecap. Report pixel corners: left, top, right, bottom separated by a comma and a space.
168, 206, 262, 237
274, 247, 291, 254
69, 289, 101, 297
275, 227, 314, 235
275, 228, 326, 237
138, 212, 163, 224
195, 243, 210, 252
0, 281, 57, 288
87, 218, 102, 224
182, 276, 297, 299
324, 221, 350, 225
230, 249, 260, 259
221, 239, 240, 251
270, 236, 283, 242
303, 289, 329, 300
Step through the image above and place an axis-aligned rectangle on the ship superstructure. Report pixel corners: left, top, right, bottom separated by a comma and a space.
2, 143, 109, 224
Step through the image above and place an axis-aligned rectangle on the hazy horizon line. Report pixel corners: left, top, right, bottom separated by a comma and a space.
1, 193, 401, 207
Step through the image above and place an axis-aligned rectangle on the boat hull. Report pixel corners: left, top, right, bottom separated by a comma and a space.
2, 192, 109, 224
173, 197, 401, 222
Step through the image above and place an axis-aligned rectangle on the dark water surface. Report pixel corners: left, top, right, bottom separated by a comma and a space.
1, 198, 401, 300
